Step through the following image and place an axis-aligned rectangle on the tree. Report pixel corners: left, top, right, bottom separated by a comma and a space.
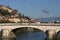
22, 14, 24, 18
0, 9, 10, 16
19, 13, 21, 18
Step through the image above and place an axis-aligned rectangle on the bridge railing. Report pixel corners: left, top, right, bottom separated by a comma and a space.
0, 23, 40, 26
0, 23, 60, 26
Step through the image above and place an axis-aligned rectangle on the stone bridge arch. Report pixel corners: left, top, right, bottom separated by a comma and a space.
9, 27, 47, 39
8, 26, 47, 38
1, 26, 47, 38
10, 27, 45, 37
2, 25, 60, 40
10, 26, 47, 32
10, 26, 47, 33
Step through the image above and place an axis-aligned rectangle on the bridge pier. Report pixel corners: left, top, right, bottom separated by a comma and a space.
2, 29, 16, 38
46, 30, 57, 40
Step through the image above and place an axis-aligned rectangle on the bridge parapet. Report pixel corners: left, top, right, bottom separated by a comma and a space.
0, 23, 60, 26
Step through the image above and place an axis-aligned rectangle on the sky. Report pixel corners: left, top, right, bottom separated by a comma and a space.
0, 0, 60, 18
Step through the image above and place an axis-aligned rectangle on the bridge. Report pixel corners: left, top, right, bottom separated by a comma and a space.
0, 23, 60, 40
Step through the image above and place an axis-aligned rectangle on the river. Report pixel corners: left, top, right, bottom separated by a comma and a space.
0, 31, 46, 40
0, 31, 60, 40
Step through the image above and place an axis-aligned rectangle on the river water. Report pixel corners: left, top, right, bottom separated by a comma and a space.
16, 32, 46, 40
0, 31, 60, 40
0, 31, 46, 40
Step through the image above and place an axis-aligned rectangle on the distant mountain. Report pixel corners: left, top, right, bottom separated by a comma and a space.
38, 17, 60, 22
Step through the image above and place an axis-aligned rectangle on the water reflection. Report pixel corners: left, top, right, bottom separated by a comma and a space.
16, 32, 46, 40
1, 31, 60, 40
58, 32, 60, 40
0, 38, 16, 40
0, 31, 46, 40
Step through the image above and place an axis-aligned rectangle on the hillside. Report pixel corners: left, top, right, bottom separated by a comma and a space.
0, 5, 29, 23
0, 5, 40, 23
